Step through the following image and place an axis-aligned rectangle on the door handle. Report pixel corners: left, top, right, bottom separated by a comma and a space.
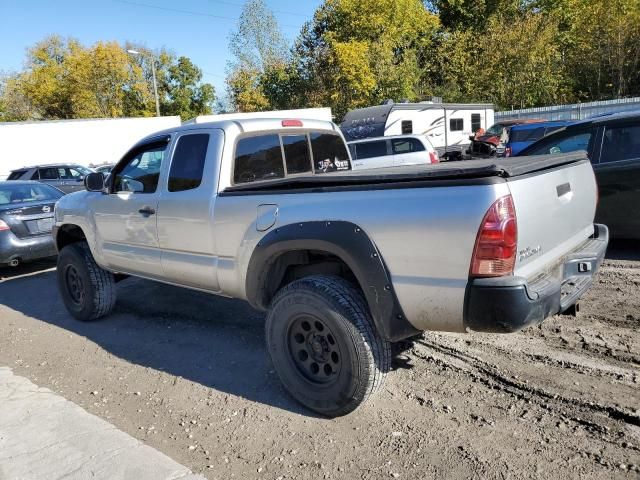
138, 207, 156, 216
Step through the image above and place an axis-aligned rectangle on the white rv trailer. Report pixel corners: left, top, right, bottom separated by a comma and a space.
186, 107, 333, 124
0, 116, 181, 179
341, 101, 495, 158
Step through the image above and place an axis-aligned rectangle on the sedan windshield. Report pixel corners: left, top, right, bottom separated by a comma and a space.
0, 183, 64, 205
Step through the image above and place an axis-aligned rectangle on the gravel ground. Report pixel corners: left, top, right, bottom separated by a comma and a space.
0, 241, 638, 479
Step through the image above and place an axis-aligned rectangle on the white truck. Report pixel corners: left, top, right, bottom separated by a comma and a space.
53, 116, 607, 417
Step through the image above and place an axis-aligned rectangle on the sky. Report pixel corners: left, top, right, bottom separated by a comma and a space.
0, 0, 322, 97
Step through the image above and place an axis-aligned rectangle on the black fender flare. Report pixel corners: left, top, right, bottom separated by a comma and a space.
245, 221, 420, 342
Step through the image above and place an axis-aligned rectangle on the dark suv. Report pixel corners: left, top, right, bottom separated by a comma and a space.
8, 164, 95, 194
519, 111, 640, 239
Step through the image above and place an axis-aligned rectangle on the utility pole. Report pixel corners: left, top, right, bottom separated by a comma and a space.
127, 49, 160, 117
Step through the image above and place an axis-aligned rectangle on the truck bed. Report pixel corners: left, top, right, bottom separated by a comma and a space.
223, 152, 588, 193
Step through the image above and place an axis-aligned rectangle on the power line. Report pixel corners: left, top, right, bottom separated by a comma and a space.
112, 0, 302, 28
206, 0, 310, 18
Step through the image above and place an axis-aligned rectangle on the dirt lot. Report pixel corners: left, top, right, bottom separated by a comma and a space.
0, 242, 639, 480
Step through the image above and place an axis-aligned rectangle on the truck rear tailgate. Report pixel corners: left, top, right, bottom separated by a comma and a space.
507, 158, 598, 280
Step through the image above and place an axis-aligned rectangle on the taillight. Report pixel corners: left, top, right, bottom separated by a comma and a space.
470, 195, 518, 277
429, 151, 439, 164
0, 220, 10, 232
505, 146, 512, 157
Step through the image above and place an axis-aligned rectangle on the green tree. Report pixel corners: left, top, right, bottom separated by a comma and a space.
226, 0, 289, 112
1, 36, 215, 121
432, 13, 570, 108
430, 0, 527, 31
548, 0, 640, 99
293, 0, 439, 118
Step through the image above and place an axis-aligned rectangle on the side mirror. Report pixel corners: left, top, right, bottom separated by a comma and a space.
84, 172, 105, 192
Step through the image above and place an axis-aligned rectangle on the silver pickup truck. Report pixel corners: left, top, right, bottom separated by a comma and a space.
53, 118, 608, 416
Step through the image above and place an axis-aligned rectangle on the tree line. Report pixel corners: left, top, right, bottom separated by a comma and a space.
0, 36, 215, 121
226, 0, 640, 120
1, 0, 638, 123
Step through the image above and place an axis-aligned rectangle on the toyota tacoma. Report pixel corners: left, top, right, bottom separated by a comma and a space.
53, 117, 608, 416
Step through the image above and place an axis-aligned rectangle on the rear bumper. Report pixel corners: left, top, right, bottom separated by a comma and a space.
463, 224, 609, 333
0, 230, 57, 265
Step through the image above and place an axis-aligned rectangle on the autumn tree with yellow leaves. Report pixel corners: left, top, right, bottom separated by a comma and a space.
0, 36, 215, 121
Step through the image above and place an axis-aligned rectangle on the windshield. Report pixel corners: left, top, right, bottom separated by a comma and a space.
484, 123, 506, 136
0, 183, 64, 205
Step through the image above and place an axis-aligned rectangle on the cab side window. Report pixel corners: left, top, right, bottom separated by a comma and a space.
168, 134, 209, 192
601, 124, 640, 163
112, 144, 166, 193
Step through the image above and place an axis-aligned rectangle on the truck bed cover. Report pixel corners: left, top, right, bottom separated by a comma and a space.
223, 151, 589, 193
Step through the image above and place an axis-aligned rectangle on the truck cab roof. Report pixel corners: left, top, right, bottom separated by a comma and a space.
132, 118, 340, 149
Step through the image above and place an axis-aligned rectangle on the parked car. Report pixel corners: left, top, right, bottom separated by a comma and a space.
502, 121, 572, 157
54, 117, 606, 417
0, 181, 63, 266
8, 164, 95, 194
467, 119, 543, 157
348, 135, 439, 170
518, 111, 640, 239
94, 164, 115, 177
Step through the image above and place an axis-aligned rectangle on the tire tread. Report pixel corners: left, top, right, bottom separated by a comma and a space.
268, 274, 391, 416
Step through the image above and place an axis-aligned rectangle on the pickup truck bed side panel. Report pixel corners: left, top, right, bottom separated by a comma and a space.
213, 182, 510, 333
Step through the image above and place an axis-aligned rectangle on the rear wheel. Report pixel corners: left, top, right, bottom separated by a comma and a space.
265, 275, 391, 417
57, 242, 116, 321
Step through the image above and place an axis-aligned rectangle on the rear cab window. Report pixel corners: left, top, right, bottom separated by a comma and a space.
233, 130, 350, 185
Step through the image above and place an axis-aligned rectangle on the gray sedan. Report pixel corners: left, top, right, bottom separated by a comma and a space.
0, 181, 63, 266
8, 164, 94, 194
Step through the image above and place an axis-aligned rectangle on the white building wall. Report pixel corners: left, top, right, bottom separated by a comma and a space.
0, 116, 181, 179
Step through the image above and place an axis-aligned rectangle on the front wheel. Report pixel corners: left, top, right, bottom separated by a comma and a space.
57, 242, 116, 321
265, 275, 391, 417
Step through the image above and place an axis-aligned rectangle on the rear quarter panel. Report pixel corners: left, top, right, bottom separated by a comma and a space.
214, 182, 509, 333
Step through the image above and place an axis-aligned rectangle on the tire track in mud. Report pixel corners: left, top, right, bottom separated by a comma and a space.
411, 337, 640, 430
449, 335, 639, 384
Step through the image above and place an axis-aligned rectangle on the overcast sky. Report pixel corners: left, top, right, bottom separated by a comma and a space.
1, 0, 321, 96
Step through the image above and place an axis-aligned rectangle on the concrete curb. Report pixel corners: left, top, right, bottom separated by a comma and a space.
0, 366, 206, 480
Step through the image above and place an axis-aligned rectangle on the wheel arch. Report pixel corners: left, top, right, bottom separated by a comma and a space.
54, 224, 88, 252
245, 221, 420, 342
